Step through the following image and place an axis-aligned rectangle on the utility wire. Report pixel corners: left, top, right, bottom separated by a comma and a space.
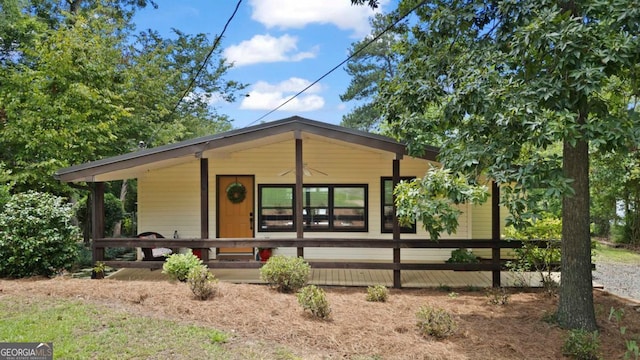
145, 0, 242, 147
245, 0, 427, 127
172, 0, 243, 114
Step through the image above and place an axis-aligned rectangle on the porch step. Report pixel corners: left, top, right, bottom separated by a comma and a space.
216, 253, 255, 261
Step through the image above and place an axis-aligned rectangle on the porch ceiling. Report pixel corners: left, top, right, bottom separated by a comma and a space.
54, 116, 439, 183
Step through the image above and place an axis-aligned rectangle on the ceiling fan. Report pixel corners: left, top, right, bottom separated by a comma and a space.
278, 163, 328, 177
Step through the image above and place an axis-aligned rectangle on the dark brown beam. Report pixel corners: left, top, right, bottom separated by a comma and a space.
95, 237, 528, 249
492, 181, 501, 287
295, 134, 304, 257
92, 182, 105, 264
392, 158, 401, 288
200, 158, 210, 260
102, 260, 504, 271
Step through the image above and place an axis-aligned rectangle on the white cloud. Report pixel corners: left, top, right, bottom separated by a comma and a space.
224, 34, 318, 67
254, 78, 323, 94
241, 78, 325, 111
248, 0, 386, 38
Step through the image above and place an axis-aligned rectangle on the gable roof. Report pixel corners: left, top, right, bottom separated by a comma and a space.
54, 116, 439, 182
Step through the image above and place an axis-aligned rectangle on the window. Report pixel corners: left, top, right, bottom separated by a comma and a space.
258, 184, 368, 232
259, 186, 294, 231
381, 177, 416, 233
332, 186, 366, 231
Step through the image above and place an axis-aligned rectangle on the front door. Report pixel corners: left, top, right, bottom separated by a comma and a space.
217, 175, 254, 255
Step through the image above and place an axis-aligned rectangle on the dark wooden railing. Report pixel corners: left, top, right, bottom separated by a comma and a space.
94, 237, 542, 288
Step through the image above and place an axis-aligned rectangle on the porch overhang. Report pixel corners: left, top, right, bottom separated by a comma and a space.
53, 116, 439, 183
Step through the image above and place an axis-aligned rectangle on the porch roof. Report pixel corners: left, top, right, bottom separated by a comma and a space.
54, 116, 439, 183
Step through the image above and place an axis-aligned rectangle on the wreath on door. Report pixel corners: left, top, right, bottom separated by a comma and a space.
226, 182, 246, 204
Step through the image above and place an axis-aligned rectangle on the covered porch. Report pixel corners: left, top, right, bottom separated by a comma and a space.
55, 116, 515, 289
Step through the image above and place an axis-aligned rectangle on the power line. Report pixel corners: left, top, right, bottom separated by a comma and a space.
244, 0, 427, 127
172, 0, 243, 114
146, 0, 242, 146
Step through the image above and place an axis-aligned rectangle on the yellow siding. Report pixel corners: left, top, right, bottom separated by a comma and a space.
471, 193, 512, 259
138, 160, 202, 239
137, 137, 482, 262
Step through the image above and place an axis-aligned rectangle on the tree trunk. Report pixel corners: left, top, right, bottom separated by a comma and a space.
557, 114, 597, 330
112, 179, 128, 237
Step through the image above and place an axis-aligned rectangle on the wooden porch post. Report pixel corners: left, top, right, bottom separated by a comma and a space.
491, 181, 501, 287
92, 182, 105, 264
392, 157, 401, 288
295, 133, 304, 257
200, 158, 210, 260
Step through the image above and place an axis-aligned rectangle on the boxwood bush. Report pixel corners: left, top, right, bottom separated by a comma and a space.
187, 265, 218, 300
297, 285, 331, 319
416, 305, 458, 339
366, 284, 389, 302
259, 255, 310, 293
0, 191, 80, 278
162, 252, 203, 282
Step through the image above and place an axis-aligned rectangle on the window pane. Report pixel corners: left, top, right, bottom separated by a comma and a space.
383, 205, 394, 230
260, 208, 294, 230
381, 178, 416, 234
334, 187, 365, 207
260, 186, 293, 231
334, 208, 366, 229
262, 187, 292, 207
383, 180, 394, 205
303, 187, 329, 206
302, 187, 329, 230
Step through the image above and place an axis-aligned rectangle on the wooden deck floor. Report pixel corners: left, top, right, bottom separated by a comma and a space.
108, 267, 561, 288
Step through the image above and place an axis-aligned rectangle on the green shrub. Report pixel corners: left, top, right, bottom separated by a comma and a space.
562, 329, 600, 360
446, 248, 479, 263
366, 285, 389, 302
504, 215, 562, 270
260, 255, 310, 293
162, 252, 203, 282
297, 285, 331, 319
74, 243, 93, 269
187, 265, 218, 300
0, 184, 11, 211
0, 191, 80, 278
416, 305, 457, 339
486, 287, 510, 305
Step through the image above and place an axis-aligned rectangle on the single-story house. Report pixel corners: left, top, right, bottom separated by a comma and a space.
55, 116, 506, 266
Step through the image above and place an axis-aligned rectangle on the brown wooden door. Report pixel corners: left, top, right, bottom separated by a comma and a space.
217, 175, 254, 254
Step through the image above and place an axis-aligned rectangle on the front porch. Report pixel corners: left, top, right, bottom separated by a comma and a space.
94, 237, 535, 288
108, 266, 559, 288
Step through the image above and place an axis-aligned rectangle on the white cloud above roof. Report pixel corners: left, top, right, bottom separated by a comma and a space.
248, 0, 383, 38
223, 34, 318, 67
240, 78, 325, 111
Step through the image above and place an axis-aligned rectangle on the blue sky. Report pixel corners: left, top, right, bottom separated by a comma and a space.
132, 0, 393, 129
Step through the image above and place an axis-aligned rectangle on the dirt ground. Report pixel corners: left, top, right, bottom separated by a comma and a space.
1, 277, 639, 359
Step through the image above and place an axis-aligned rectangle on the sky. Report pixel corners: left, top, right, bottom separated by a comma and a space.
132, 0, 394, 129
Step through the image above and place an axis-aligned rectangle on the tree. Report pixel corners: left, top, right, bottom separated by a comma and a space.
340, 13, 406, 131
591, 145, 640, 245
0, 0, 245, 195
354, 0, 640, 330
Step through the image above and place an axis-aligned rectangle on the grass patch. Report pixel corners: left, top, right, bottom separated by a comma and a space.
0, 295, 293, 359
594, 243, 640, 264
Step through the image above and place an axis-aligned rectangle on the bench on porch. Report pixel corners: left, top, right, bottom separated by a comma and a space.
137, 231, 172, 262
